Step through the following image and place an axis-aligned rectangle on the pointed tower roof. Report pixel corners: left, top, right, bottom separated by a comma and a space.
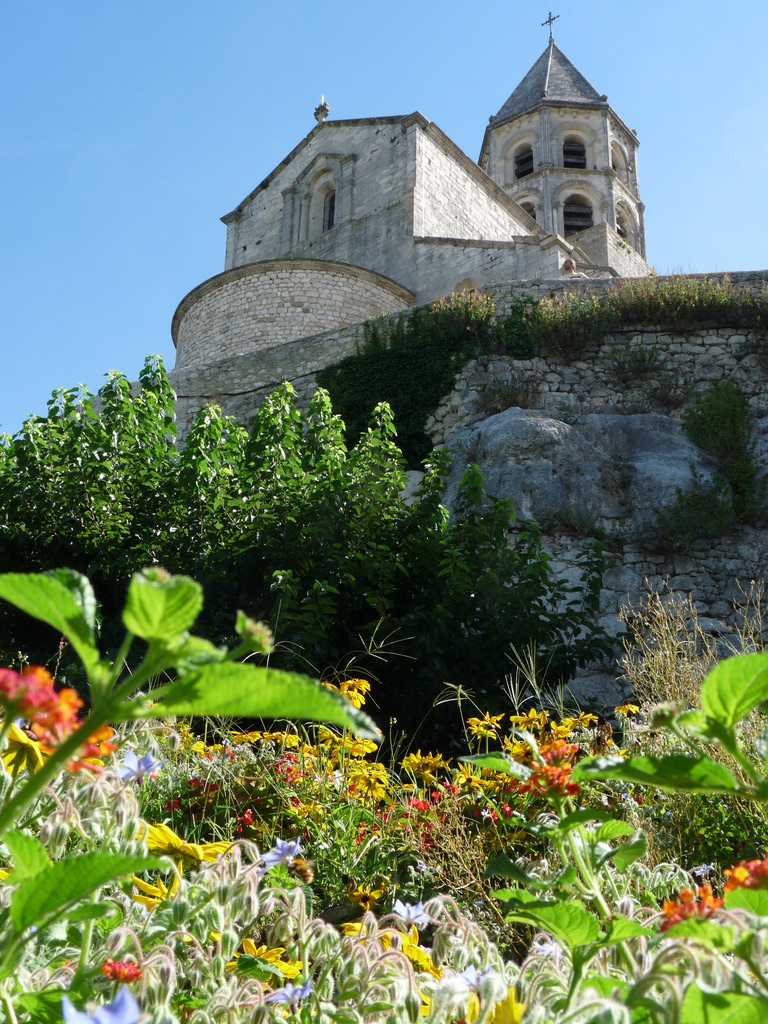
492, 41, 603, 125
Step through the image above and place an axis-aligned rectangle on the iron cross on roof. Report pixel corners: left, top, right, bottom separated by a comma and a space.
542, 10, 560, 40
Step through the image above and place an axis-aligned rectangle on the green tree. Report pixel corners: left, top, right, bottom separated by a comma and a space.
0, 359, 609, 738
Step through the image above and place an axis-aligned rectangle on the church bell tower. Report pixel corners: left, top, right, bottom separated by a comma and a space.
479, 27, 646, 258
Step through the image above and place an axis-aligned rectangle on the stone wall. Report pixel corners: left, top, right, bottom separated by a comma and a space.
426, 325, 765, 445
172, 259, 413, 369
542, 528, 768, 707
413, 127, 530, 241
171, 268, 767, 434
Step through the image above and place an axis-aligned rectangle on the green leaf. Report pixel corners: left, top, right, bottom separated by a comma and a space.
487, 858, 577, 892
603, 917, 653, 942
0, 572, 98, 674
46, 568, 98, 635
122, 570, 203, 644
173, 635, 227, 674
725, 887, 768, 916
594, 820, 636, 843
557, 808, 612, 832
4, 832, 50, 880
700, 653, 768, 728
664, 919, 736, 953
62, 901, 116, 923
611, 831, 649, 871
140, 663, 381, 740
233, 954, 278, 981
14, 989, 70, 1024
680, 984, 768, 1023
460, 752, 532, 780
678, 709, 739, 753
573, 754, 741, 794
485, 856, 546, 887
500, 890, 602, 953
10, 852, 157, 935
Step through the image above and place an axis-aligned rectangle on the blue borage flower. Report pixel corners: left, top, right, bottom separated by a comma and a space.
62, 987, 140, 1024
393, 898, 430, 928
458, 965, 500, 992
265, 979, 312, 1004
117, 750, 161, 784
262, 837, 302, 869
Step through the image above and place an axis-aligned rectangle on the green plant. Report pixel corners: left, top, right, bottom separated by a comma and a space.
606, 345, 661, 387
640, 471, 737, 554
603, 274, 768, 331
642, 370, 693, 412
477, 372, 542, 416
0, 567, 378, 1020
318, 292, 501, 465
682, 380, 764, 523
527, 291, 617, 361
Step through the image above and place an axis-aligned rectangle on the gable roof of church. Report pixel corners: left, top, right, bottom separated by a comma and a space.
492, 41, 603, 125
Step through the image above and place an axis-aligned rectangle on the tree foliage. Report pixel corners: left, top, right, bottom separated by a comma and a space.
0, 357, 609, 740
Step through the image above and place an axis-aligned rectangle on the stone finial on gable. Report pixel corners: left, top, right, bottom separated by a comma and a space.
314, 96, 330, 123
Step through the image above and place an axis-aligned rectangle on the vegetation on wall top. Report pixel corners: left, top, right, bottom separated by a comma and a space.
316, 277, 768, 466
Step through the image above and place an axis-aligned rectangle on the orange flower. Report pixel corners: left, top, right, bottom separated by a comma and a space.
518, 762, 580, 798
660, 884, 723, 931
101, 959, 143, 982
66, 723, 117, 773
724, 857, 768, 892
0, 667, 82, 744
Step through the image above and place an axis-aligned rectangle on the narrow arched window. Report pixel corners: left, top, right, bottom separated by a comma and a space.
520, 201, 537, 222
323, 190, 336, 231
563, 136, 587, 169
514, 145, 534, 179
611, 143, 629, 186
563, 195, 593, 235
616, 207, 634, 246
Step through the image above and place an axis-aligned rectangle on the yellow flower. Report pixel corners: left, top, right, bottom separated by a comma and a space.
0, 867, 10, 882
1, 722, 50, 775
132, 873, 179, 910
401, 750, 451, 785
339, 678, 371, 709
615, 703, 640, 716
230, 730, 263, 744
467, 713, 505, 739
348, 762, 390, 802
226, 937, 302, 978
568, 711, 599, 728
349, 884, 384, 911
140, 823, 232, 872
453, 762, 487, 793
549, 722, 577, 739
338, 735, 378, 758
501, 737, 532, 762
491, 987, 526, 1024
292, 800, 324, 821
508, 708, 548, 730
401, 926, 441, 978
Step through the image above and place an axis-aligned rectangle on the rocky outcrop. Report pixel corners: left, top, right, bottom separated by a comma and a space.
443, 408, 719, 534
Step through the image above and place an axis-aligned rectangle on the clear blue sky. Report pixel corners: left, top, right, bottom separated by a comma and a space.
3, 1, 766, 436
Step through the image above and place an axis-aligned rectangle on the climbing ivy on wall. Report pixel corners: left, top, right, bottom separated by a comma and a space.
316, 292, 536, 465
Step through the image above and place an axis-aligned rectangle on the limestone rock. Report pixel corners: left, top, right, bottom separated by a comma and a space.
443, 408, 719, 531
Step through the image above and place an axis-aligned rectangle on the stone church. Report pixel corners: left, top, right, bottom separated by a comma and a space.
171, 38, 651, 375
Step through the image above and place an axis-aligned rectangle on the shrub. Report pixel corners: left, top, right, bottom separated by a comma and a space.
681, 380, 763, 523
